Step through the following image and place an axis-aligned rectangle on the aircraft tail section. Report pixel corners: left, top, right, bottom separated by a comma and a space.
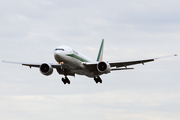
97, 39, 104, 62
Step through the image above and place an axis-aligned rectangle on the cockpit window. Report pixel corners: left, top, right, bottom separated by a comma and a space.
55, 48, 64, 51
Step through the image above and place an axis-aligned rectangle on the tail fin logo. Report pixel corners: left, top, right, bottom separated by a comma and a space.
97, 39, 104, 62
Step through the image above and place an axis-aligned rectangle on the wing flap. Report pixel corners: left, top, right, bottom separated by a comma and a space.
3, 61, 41, 68
3, 60, 63, 68
111, 68, 134, 71
108, 54, 177, 68
109, 59, 154, 68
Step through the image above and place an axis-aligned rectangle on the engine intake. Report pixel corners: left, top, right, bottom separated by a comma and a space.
40, 63, 53, 76
97, 61, 111, 73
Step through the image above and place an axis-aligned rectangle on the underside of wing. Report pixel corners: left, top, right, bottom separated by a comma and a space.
3, 60, 41, 67
3, 60, 63, 68
83, 62, 98, 72
83, 60, 151, 72
109, 59, 154, 68
83, 54, 177, 72
109, 54, 176, 69
3, 60, 75, 76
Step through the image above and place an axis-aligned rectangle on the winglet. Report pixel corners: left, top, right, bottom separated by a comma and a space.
97, 39, 104, 62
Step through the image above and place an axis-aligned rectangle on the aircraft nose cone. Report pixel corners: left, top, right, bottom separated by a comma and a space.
54, 51, 62, 62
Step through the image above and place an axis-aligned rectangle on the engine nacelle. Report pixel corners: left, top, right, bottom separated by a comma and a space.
40, 63, 53, 76
97, 61, 111, 74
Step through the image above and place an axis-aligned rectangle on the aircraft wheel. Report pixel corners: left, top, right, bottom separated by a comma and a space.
99, 78, 102, 83
61, 77, 71, 84
62, 78, 66, 84
67, 81, 70, 84
94, 76, 102, 83
98, 76, 102, 83
65, 77, 71, 84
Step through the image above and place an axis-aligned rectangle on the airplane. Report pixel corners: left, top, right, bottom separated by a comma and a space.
3, 39, 177, 84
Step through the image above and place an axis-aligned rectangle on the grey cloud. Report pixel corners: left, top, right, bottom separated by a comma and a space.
0, 0, 180, 120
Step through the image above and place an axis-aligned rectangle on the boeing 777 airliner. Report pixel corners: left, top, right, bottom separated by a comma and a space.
3, 39, 177, 84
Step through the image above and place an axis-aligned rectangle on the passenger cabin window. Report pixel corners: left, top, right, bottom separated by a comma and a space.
55, 48, 64, 51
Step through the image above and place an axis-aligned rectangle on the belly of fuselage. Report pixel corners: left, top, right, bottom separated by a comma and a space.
63, 58, 95, 78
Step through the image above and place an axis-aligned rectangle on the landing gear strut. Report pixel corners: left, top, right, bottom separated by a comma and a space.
94, 76, 102, 83
62, 77, 70, 84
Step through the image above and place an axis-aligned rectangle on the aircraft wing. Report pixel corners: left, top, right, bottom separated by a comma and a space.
3, 54, 177, 70
108, 59, 153, 69
109, 54, 177, 69
84, 59, 154, 71
2, 60, 62, 68
84, 54, 177, 71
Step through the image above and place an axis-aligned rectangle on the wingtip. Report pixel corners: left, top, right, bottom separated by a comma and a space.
2, 60, 9, 63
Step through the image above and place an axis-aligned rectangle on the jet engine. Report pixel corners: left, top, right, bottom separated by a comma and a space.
97, 61, 111, 74
40, 63, 53, 76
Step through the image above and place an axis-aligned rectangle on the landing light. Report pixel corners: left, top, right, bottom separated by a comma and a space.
58, 62, 64, 64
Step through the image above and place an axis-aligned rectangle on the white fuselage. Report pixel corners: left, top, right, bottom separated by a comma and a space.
54, 45, 96, 77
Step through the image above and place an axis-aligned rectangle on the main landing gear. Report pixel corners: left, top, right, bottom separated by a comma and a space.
62, 77, 70, 84
94, 76, 102, 83
61, 76, 102, 84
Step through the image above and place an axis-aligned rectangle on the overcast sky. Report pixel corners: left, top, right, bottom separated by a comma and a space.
0, 0, 180, 120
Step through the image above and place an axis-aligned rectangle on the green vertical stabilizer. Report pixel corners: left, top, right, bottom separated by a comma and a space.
97, 39, 104, 62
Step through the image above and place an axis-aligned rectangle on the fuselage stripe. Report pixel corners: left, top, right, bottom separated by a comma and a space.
66, 54, 89, 62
